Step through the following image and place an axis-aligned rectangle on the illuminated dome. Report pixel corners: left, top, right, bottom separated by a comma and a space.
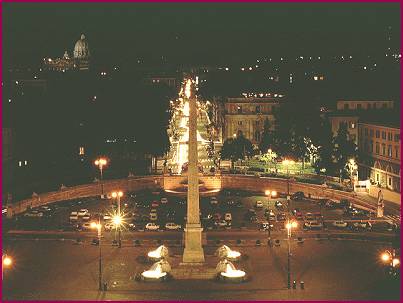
74, 34, 90, 59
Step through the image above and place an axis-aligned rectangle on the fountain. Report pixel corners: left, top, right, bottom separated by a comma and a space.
141, 259, 171, 282
215, 259, 246, 283
216, 245, 242, 261
147, 245, 169, 262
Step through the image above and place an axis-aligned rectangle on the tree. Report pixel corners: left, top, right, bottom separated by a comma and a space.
259, 117, 274, 153
220, 132, 254, 168
314, 119, 335, 176
332, 123, 358, 182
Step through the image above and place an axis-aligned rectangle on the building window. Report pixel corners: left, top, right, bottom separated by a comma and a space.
394, 134, 400, 142
349, 122, 355, 129
368, 103, 373, 109
382, 103, 387, 109
382, 131, 386, 140
388, 145, 392, 157
255, 106, 261, 113
395, 146, 399, 158
382, 143, 386, 155
357, 104, 362, 110
237, 106, 242, 114
238, 121, 243, 126
375, 130, 380, 138
388, 132, 393, 141
344, 104, 349, 110
375, 142, 380, 154
255, 120, 260, 127
388, 177, 392, 186
79, 146, 85, 155
339, 122, 347, 129
370, 129, 374, 137
364, 128, 368, 136
369, 140, 373, 152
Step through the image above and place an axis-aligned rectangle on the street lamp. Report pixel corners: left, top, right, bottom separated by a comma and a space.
90, 221, 103, 291
94, 158, 108, 198
111, 191, 123, 248
286, 220, 298, 289
381, 250, 400, 275
2, 254, 12, 279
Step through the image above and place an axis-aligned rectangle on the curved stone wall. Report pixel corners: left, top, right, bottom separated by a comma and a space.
8, 175, 376, 217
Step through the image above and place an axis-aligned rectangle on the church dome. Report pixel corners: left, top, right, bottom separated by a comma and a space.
73, 34, 90, 59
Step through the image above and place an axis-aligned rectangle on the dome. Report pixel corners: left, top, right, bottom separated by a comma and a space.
73, 34, 90, 59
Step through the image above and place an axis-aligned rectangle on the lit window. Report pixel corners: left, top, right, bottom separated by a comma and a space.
79, 147, 85, 155
24, 160, 28, 166
18, 161, 22, 167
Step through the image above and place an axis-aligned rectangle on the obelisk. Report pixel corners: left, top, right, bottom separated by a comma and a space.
182, 79, 205, 263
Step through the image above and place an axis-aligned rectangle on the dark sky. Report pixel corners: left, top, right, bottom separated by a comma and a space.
3, 2, 400, 66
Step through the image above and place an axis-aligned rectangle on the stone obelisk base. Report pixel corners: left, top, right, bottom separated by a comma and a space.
182, 224, 205, 264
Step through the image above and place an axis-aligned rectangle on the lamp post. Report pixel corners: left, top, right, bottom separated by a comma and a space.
286, 220, 298, 289
381, 250, 400, 275
94, 158, 108, 198
90, 221, 103, 291
112, 191, 123, 248
2, 254, 12, 279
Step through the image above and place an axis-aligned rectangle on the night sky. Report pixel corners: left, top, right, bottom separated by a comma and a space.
3, 2, 400, 67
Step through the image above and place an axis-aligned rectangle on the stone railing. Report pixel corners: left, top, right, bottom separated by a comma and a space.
7, 176, 163, 217
8, 174, 377, 217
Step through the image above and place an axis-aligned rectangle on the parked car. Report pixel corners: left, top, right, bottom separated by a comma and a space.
352, 221, 372, 231
210, 197, 218, 205
103, 214, 111, 221
304, 220, 323, 230
150, 212, 158, 221
215, 220, 231, 228
24, 210, 44, 218
277, 213, 286, 221
274, 201, 283, 209
165, 222, 181, 230
224, 213, 232, 221
160, 198, 168, 204
69, 211, 78, 221
332, 220, 348, 228
213, 213, 222, 221
81, 222, 92, 230
304, 213, 315, 221
151, 201, 159, 208
82, 214, 91, 221
259, 221, 274, 231
255, 200, 264, 208
145, 223, 160, 231
325, 200, 339, 209
292, 191, 305, 200
78, 209, 89, 217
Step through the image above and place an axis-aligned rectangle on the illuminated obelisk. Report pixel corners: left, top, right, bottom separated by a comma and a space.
182, 79, 205, 263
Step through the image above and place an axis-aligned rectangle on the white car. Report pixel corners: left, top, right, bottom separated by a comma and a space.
304, 220, 323, 230
24, 210, 44, 218
160, 198, 168, 204
255, 201, 264, 208
145, 223, 160, 231
103, 214, 111, 221
352, 221, 372, 230
332, 220, 348, 228
224, 213, 232, 221
78, 209, 89, 217
210, 197, 218, 205
82, 214, 91, 221
165, 222, 181, 230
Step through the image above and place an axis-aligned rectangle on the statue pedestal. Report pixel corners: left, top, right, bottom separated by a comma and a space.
182, 224, 205, 263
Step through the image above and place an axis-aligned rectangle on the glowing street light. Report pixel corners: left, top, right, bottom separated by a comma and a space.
347, 158, 358, 189
111, 191, 123, 248
2, 254, 12, 279
94, 158, 108, 197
